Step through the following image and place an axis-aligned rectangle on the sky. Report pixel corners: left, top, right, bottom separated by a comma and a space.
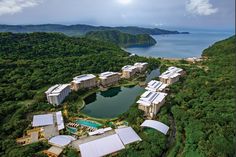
0, 0, 234, 31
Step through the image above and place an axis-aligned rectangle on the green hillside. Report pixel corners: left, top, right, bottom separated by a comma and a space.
0, 32, 234, 157
116, 35, 236, 157
0, 32, 160, 157
165, 35, 235, 157
0, 32, 127, 59
85, 30, 157, 47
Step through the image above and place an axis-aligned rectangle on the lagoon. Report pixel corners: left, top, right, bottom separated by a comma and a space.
81, 85, 145, 118
81, 69, 160, 118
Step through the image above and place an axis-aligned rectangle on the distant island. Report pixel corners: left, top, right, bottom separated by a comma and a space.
0, 24, 189, 36
85, 30, 157, 47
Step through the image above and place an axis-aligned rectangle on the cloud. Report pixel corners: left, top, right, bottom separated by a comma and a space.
0, 0, 42, 16
186, 0, 218, 16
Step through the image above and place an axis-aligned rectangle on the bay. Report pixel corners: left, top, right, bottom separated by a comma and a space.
125, 31, 233, 58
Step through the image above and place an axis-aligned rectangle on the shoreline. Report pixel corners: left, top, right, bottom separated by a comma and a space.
161, 57, 204, 63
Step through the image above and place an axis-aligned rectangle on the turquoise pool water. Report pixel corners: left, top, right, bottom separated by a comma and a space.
67, 126, 77, 134
75, 119, 102, 128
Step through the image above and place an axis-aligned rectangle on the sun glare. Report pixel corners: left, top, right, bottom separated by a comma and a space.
117, 0, 132, 5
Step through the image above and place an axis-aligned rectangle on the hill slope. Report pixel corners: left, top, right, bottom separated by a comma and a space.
166, 35, 235, 157
0, 24, 188, 36
85, 30, 157, 47
0, 32, 160, 156
0, 32, 127, 59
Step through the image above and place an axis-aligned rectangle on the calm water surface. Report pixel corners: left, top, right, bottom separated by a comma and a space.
125, 31, 233, 58
81, 69, 159, 118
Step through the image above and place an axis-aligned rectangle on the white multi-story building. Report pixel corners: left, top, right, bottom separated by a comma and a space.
134, 62, 148, 72
121, 65, 138, 79
99, 72, 120, 87
45, 84, 71, 106
121, 62, 148, 79
71, 74, 97, 91
137, 90, 167, 118
145, 80, 167, 92
159, 66, 184, 85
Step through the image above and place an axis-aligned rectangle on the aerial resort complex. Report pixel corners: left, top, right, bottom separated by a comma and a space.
17, 64, 185, 157
137, 66, 184, 118
44, 62, 149, 106
2, 2, 233, 156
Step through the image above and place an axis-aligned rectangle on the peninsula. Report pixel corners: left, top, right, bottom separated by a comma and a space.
85, 30, 157, 47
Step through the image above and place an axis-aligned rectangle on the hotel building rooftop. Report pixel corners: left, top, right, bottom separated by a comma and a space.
145, 80, 168, 92
49, 135, 76, 148
141, 120, 169, 135
122, 65, 137, 72
32, 114, 54, 127
32, 111, 65, 130
134, 62, 148, 67
99, 71, 119, 79
137, 90, 167, 106
45, 84, 70, 96
72, 74, 96, 83
77, 127, 141, 157
159, 66, 183, 79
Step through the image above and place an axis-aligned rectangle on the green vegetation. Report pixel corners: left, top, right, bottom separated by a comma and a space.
112, 35, 235, 157
116, 99, 170, 157
0, 32, 159, 156
0, 31, 234, 157
165, 35, 235, 157
85, 30, 157, 47
0, 24, 186, 36
0, 32, 127, 59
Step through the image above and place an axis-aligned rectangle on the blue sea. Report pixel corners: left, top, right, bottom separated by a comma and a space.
125, 30, 234, 58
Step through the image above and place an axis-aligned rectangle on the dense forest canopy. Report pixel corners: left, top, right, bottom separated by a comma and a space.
166, 35, 235, 157
0, 32, 160, 157
85, 30, 157, 47
0, 32, 128, 59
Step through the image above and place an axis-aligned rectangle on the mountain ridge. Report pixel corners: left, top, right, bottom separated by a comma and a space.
0, 24, 189, 36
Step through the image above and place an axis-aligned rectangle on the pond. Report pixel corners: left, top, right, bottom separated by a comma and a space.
81, 69, 160, 118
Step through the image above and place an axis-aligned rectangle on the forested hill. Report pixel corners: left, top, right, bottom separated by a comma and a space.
166, 35, 235, 157
202, 35, 236, 57
0, 32, 127, 59
85, 30, 157, 47
0, 31, 160, 156
0, 24, 188, 36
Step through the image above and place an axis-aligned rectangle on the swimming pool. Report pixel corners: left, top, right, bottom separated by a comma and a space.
67, 126, 77, 134
75, 119, 102, 128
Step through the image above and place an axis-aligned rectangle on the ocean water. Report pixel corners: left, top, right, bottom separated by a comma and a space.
125, 31, 234, 58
